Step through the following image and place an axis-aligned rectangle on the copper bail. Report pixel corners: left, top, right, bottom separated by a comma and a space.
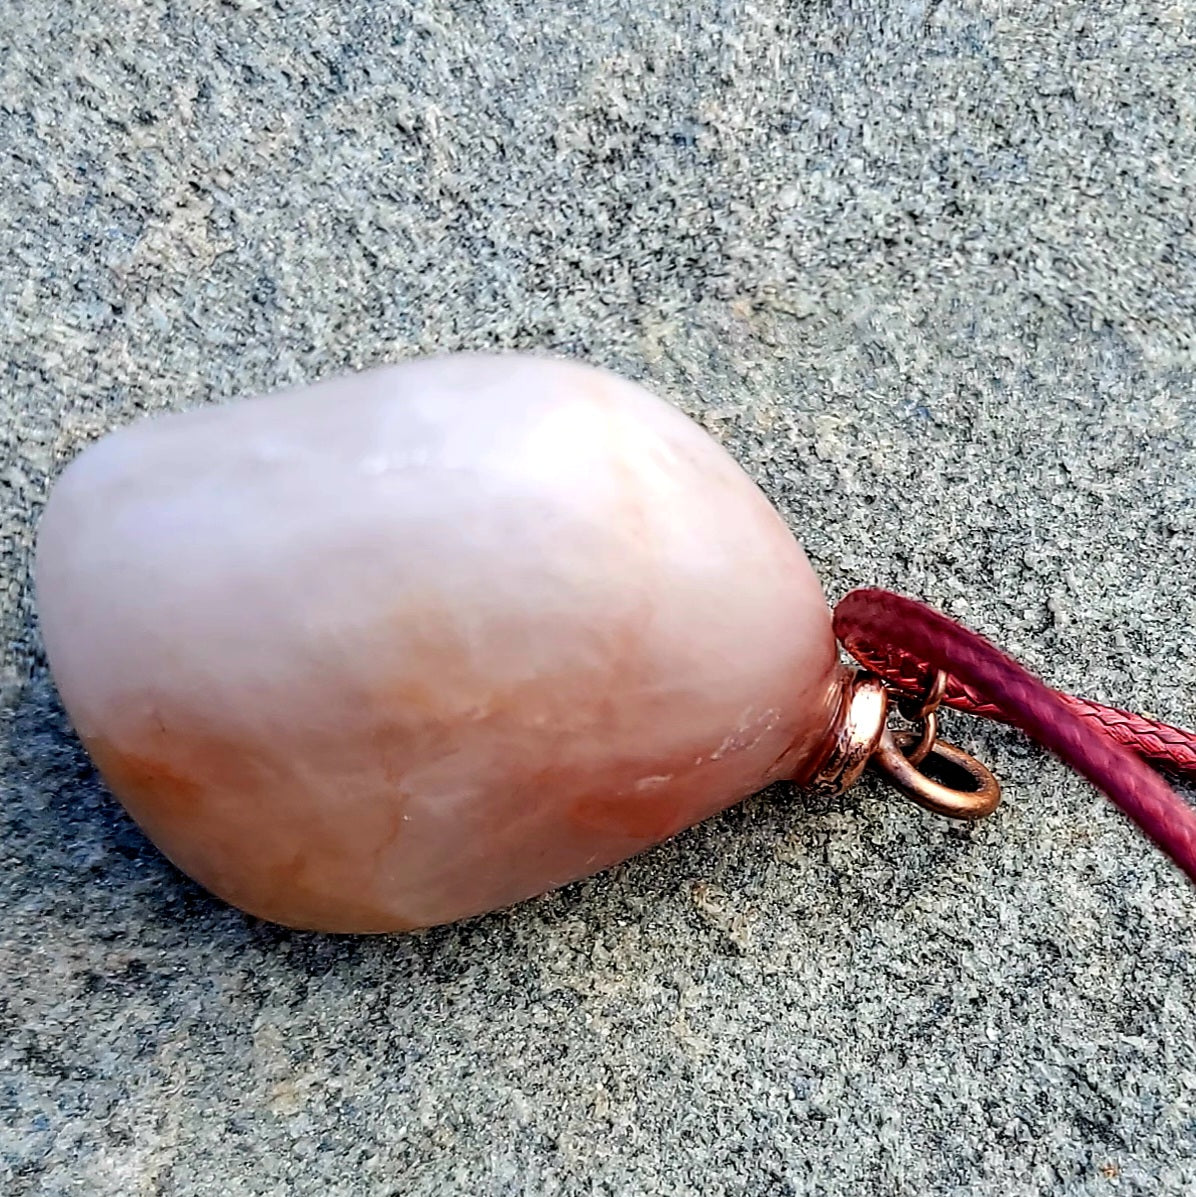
808, 669, 1001, 819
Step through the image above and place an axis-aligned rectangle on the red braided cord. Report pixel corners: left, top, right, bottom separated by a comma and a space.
833, 588, 1196, 884
835, 604, 1196, 777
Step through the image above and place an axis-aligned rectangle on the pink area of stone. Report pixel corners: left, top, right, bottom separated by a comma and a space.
35, 354, 842, 931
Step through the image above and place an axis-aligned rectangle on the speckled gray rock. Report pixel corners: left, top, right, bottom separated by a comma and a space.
2, 1, 1195, 1195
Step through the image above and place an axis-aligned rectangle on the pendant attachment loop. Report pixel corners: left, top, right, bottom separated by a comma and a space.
901, 708, 939, 767
897, 669, 947, 723
806, 668, 1002, 819
804, 673, 889, 798
872, 726, 1002, 820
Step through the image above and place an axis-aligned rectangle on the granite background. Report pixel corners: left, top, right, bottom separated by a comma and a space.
2, 1, 1196, 1193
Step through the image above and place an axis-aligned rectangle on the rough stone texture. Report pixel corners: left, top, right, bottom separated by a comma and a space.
1, 1, 1195, 1194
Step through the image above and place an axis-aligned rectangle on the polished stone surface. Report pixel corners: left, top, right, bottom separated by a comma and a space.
36, 354, 840, 930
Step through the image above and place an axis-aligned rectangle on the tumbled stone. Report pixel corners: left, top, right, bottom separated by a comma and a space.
36, 354, 843, 931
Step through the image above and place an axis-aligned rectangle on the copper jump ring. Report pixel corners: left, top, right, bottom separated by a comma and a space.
896, 668, 948, 722
877, 667, 1001, 819
872, 726, 1002, 820
808, 667, 1002, 819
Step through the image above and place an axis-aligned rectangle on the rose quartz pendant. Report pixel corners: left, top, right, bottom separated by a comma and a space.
35, 354, 844, 931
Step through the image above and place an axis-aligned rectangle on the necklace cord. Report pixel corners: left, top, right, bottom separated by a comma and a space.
833, 588, 1196, 885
